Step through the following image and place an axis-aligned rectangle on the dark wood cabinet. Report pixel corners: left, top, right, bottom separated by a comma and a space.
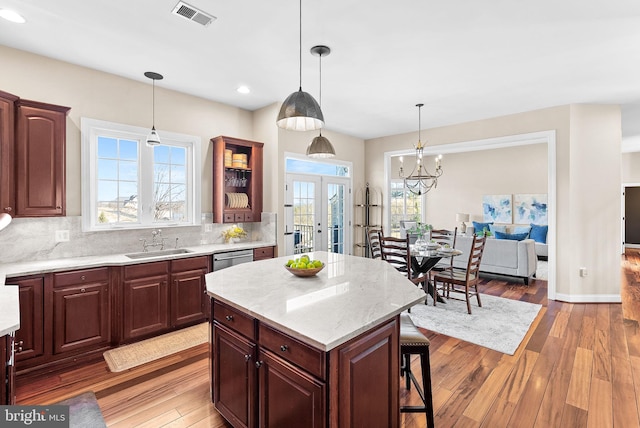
212, 136, 263, 223
253, 246, 275, 261
211, 299, 400, 428
0, 90, 18, 216
171, 256, 209, 327
14, 277, 45, 363
52, 268, 110, 355
1, 334, 15, 405
122, 261, 170, 342
15, 99, 70, 217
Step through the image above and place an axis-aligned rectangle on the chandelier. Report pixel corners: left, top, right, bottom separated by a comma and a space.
398, 103, 443, 195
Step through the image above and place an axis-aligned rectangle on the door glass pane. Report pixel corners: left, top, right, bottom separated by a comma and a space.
293, 180, 315, 254
327, 183, 346, 254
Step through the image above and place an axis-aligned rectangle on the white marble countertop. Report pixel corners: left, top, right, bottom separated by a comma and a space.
0, 285, 19, 336
0, 240, 275, 337
206, 251, 426, 351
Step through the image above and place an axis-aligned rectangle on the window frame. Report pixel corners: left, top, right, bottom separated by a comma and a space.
389, 179, 424, 237
81, 117, 201, 231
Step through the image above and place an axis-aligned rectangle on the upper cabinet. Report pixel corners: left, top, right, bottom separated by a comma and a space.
211, 136, 264, 223
0, 91, 18, 216
15, 99, 70, 217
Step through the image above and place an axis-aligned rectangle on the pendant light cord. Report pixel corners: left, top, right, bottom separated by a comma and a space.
152, 79, 156, 127
298, 0, 302, 90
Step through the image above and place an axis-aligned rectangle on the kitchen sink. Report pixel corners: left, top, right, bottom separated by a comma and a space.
125, 248, 193, 259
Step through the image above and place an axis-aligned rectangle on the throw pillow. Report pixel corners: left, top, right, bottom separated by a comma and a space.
489, 224, 507, 235
472, 221, 493, 235
513, 225, 532, 237
495, 231, 529, 241
529, 224, 548, 243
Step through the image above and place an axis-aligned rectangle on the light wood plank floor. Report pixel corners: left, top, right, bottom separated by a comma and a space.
16, 251, 640, 427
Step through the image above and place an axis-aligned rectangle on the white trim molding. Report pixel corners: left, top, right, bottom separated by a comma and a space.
555, 293, 621, 303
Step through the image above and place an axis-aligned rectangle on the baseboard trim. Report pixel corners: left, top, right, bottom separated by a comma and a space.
554, 293, 621, 303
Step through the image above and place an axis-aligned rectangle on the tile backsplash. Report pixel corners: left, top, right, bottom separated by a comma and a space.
0, 212, 276, 264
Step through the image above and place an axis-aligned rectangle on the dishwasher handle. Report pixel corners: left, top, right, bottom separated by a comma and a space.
214, 251, 254, 262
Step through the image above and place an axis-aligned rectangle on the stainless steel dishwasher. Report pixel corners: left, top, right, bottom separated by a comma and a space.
213, 249, 254, 271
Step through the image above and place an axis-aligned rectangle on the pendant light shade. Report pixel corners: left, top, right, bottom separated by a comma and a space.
276, 0, 324, 131
306, 132, 335, 158
307, 45, 335, 158
144, 71, 163, 146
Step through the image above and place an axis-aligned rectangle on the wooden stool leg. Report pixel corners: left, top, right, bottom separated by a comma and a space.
421, 350, 435, 428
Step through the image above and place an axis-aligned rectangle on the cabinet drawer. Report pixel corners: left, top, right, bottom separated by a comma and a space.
124, 261, 170, 280
253, 246, 274, 260
54, 267, 109, 288
213, 300, 256, 340
234, 213, 245, 222
244, 212, 254, 222
259, 323, 325, 379
223, 212, 235, 223
172, 256, 209, 273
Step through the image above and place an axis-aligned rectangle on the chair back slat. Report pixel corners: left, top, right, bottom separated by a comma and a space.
429, 227, 457, 269
465, 234, 486, 280
379, 235, 411, 277
368, 228, 383, 259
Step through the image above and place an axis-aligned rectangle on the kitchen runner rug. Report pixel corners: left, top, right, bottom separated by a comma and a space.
55, 391, 107, 428
103, 322, 208, 372
408, 294, 542, 355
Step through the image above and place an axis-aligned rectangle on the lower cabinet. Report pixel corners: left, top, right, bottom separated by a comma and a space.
211, 299, 396, 428
52, 268, 110, 355
171, 256, 209, 327
14, 277, 45, 364
1, 334, 15, 405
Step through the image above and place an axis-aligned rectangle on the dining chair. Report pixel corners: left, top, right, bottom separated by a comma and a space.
379, 234, 426, 290
367, 227, 383, 259
427, 227, 457, 305
432, 234, 487, 314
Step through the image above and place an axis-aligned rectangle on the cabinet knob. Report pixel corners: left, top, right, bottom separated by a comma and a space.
255, 361, 263, 368
56, 206, 61, 209
3, 207, 11, 212
81, 275, 86, 281
280, 345, 288, 352
80, 288, 86, 293
17, 346, 23, 352
18, 340, 24, 346
244, 354, 252, 362
225, 315, 234, 322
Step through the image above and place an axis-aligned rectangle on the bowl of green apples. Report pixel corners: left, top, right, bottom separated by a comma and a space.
284, 255, 325, 277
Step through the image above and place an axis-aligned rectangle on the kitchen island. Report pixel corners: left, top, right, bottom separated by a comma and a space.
205, 251, 426, 428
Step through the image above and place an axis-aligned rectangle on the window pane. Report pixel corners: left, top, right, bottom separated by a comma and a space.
97, 137, 117, 158
171, 165, 186, 183
119, 160, 138, 181
120, 140, 138, 160
154, 145, 170, 163
98, 159, 118, 180
172, 147, 186, 165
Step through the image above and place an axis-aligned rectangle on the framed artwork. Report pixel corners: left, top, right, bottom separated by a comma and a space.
514, 194, 548, 224
483, 194, 512, 223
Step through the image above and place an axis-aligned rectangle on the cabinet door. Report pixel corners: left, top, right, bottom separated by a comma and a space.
14, 278, 45, 362
258, 348, 326, 428
1, 335, 7, 404
123, 274, 169, 341
171, 268, 207, 327
15, 100, 70, 217
0, 91, 18, 216
52, 282, 110, 354
213, 324, 257, 428
330, 317, 399, 428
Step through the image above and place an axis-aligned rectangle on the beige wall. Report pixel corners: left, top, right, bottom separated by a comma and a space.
622, 152, 640, 183
366, 105, 623, 301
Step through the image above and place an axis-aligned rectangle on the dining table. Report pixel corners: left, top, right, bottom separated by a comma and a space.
410, 245, 463, 303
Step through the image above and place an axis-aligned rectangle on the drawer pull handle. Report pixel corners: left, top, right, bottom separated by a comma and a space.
244, 354, 252, 362
225, 315, 234, 321
280, 345, 288, 352
255, 361, 263, 368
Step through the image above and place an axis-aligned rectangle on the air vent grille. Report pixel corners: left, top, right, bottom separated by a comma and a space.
172, 1, 216, 27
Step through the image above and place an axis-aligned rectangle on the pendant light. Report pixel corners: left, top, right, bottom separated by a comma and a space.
144, 71, 163, 146
306, 45, 335, 158
276, 0, 324, 131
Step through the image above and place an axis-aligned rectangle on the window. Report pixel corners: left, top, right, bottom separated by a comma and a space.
81, 118, 201, 231
389, 179, 423, 237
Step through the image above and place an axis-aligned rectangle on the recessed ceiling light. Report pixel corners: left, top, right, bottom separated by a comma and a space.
237, 86, 250, 94
0, 9, 26, 24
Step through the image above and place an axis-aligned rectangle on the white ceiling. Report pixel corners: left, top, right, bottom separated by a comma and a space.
2, 0, 640, 141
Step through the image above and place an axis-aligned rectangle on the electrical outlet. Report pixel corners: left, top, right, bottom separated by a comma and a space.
55, 230, 70, 242
579, 267, 588, 277
204, 223, 214, 232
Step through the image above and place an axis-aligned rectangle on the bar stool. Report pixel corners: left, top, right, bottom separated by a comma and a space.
400, 313, 435, 428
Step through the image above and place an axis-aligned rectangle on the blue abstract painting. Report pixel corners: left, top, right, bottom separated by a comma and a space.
514, 194, 548, 224
483, 194, 512, 223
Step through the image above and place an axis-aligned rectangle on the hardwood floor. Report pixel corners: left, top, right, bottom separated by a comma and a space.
15, 251, 640, 427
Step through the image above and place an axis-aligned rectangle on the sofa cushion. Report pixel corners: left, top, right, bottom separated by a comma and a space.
529, 224, 548, 243
513, 225, 532, 237
495, 231, 529, 241
489, 224, 507, 235
473, 221, 493, 235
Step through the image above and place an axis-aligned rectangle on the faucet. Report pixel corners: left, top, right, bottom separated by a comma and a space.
140, 229, 167, 252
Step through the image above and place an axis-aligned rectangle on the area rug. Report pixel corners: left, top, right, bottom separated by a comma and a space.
56, 391, 106, 428
536, 259, 548, 280
408, 294, 542, 355
103, 322, 208, 372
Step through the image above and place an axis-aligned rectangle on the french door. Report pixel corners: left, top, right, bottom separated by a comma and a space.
284, 174, 350, 256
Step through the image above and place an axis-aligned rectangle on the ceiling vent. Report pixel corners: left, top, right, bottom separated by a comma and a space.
172, 1, 216, 27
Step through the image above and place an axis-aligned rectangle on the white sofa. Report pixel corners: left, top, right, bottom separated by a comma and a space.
467, 225, 548, 259
450, 235, 537, 284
